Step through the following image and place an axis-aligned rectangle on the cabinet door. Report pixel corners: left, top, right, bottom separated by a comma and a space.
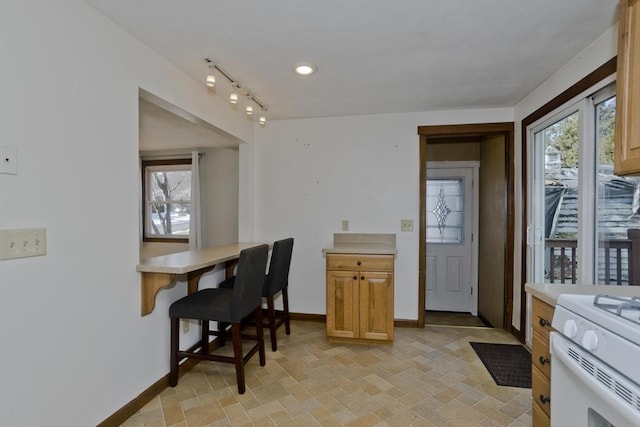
326, 271, 359, 338
359, 272, 394, 341
615, 0, 640, 175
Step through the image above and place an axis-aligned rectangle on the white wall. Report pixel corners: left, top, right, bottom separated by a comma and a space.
0, 2, 252, 425
249, 25, 617, 327
251, 109, 513, 319
201, 147, 240, 247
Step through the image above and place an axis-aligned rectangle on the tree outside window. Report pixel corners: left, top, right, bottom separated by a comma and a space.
142, 159, 192, 242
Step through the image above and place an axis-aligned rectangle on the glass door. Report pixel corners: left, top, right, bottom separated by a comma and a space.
529, 108, 581, 284
594, 86, 640, 285
528, 82, 639, 286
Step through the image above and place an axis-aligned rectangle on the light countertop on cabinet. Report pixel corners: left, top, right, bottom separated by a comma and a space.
322, 233, 397, 256
525, 283, 640, 307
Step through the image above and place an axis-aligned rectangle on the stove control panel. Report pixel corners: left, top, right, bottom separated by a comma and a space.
553, 304, 640, 385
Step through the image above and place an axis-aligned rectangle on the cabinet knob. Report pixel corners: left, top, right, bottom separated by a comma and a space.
357, 261, 361, 266
361, 276, 365, 280
353, 275, 358, 280
539, 318, 551, 327
539, 394, 550, 404
539, 356, 549, 365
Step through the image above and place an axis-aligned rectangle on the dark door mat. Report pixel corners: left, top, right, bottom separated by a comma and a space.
469, 342, 531, 388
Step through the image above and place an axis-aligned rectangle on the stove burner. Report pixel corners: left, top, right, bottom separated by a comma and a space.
594, 294, 640, 323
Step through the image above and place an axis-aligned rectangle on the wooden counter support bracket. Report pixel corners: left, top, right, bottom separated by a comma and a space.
141, 272, 177, 316
187, 266, 215, 294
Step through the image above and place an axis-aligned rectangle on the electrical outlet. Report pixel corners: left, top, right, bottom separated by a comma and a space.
0, 228, 47, 260
182, 319, 190, 333
341, 220, 349, 231
401, 219, 414, 232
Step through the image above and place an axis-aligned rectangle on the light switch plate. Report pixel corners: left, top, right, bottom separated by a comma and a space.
0, 228, 47, 260
341, 220, 349, 231
401, 219, 414, 232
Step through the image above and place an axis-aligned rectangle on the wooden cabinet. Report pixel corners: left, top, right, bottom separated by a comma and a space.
531, 297, 554, 427
615, 0, 640, 175
326, 254, 394, 343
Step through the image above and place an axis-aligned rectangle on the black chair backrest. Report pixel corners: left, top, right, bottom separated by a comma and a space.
231, 244, 269, 321
264, 238, 294, 297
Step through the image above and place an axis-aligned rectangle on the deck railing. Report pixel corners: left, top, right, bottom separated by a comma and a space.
545, 229, 639, 285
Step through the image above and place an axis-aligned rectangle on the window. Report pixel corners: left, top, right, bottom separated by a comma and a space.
142, 159, 192, 242
426, 178, 464, 244
527, 81, 640, 285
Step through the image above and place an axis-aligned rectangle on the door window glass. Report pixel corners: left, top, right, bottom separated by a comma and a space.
426, 179, 464, 243
595, 94, 640, 284
535, 111, 580, 283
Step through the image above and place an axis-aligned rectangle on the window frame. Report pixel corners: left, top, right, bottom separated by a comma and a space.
141, 158, 192, 243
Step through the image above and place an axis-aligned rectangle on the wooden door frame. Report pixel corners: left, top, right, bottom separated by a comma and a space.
418, 123, 516, 336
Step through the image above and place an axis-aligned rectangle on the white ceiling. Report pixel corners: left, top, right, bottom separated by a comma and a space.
89, 0, 618, 121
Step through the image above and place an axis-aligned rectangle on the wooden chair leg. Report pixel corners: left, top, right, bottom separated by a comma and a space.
169, 317, 179, 387
231, 323, 245, 394
218, 321, 227, 346
255, 306, 266, 366
266, 296, 278, 351
201, 320, 209, 355
282, 288, 291, 335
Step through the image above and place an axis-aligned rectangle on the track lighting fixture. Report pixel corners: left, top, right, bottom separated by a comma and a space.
203, 57, 267, 126
206, 64, 216, 88
229, 83, 239, 104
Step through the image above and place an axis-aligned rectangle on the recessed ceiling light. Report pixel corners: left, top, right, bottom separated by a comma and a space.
293, 63, 317, 76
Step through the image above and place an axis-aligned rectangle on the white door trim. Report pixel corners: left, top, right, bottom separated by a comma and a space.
426, 161, 479, 316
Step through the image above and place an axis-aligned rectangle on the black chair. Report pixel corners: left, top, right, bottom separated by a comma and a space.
219, 237, 294, 351
168, 244, 269, 394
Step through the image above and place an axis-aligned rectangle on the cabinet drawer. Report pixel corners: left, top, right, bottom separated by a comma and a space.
532, 365, 551, 417
532, 401, 550, 427
532, 298, 554, 339
326, 254, 394, 271
532, 330, 551, 379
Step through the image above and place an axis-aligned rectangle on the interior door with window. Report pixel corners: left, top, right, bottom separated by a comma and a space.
425, 166, 477, 313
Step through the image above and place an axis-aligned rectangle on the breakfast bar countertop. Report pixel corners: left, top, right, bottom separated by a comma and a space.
525, 282, 640, 307
322, 233, 397, 256
137, 242, 266, 274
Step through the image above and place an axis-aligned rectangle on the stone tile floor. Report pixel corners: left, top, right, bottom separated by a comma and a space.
122, 321, 531, 427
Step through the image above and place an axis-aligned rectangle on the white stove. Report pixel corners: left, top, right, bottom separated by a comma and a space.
550, 293, 640, 427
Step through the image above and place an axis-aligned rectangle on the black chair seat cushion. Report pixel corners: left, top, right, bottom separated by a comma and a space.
169, 288, 234, 322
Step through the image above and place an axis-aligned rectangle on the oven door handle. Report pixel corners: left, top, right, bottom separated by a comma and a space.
550, 332, 639, 426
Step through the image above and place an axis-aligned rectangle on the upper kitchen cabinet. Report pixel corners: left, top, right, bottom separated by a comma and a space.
615, 0, 640, 175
